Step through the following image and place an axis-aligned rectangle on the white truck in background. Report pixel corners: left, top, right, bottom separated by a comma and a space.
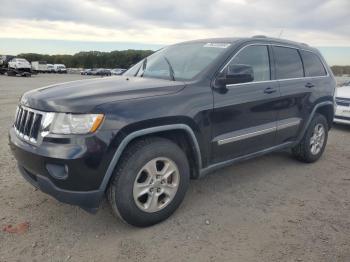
47, 64, 55, 73
53, 64, 67, 73
31, 61, 48, 73
0, 56, 32, 77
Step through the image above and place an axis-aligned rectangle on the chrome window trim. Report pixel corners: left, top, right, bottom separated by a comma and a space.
220, 43, 329, 88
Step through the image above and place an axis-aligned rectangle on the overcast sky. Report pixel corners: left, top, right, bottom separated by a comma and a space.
0, 0, 349, 65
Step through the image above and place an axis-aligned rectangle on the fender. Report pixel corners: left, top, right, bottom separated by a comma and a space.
98, 124, 202, 192
296, 101, 334, 143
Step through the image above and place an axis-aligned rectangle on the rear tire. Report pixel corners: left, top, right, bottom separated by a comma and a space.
292, 113, 328, 163
107, 137, 190, 227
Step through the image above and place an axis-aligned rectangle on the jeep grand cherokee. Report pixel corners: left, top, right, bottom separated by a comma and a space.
9, 36, 336, 227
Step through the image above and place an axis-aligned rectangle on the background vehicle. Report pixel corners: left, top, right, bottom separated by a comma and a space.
31, 61, 48, 73
111, 68, 127, 75
340, 81, 350, 87
80, 69, 92, 75
0, 55, 15, 74
9, 36, 336, 227
334, 85, 350, 124
94, 68, 111, 76
1, 56, 32, 76
46, 64, 55, 73
53, 64, 67, 73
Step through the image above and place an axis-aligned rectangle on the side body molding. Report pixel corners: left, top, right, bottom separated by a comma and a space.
98, 124, 202, 192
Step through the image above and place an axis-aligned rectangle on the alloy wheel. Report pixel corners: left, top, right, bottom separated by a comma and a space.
133, 157, 180, 213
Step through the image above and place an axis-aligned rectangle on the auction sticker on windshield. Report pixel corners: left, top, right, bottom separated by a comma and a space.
204, 43, 231, 48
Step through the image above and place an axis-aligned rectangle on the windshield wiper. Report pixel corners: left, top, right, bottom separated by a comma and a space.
163, 56, 176, 81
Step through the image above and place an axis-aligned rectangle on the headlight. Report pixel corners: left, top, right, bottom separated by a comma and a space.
49, 113, 104, 135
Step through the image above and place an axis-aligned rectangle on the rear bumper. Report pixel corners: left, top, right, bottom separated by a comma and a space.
334, 116, 350, 125
18, 165, 102, 213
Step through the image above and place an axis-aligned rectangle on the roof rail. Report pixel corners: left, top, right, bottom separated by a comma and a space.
252, 35, 267, 38
300, 42, 309, 47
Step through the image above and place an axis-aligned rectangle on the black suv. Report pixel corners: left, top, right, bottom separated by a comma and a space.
9, 36, 336, 227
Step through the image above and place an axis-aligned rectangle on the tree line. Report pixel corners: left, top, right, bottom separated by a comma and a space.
17, 50, 154, 69
331, 66, 350, 76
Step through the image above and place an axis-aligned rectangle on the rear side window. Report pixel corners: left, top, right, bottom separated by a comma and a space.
273, 46, 303, 79
300, 50, 327, 77
228, 45, 270, 82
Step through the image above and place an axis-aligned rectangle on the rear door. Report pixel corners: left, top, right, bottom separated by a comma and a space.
272, 46, 310, 144
211, 44, 280, 164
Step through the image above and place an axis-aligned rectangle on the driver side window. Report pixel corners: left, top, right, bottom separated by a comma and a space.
228, 45, 270, 84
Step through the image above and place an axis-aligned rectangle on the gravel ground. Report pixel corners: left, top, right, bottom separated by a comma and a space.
0, 74, 350, 262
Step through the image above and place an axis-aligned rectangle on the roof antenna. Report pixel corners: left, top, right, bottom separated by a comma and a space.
278, 28, 284, 38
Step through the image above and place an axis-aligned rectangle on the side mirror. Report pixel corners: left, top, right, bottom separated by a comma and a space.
216, 64, 254, 89
225, 64, 254, 85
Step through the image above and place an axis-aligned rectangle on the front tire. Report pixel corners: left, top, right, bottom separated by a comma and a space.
107, 137, 190, 227
292, 113, 328, 163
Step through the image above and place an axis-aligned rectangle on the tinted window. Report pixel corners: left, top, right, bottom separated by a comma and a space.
229, 45, 270, 83
273, 46, 303, 79
300, 50, 327, 77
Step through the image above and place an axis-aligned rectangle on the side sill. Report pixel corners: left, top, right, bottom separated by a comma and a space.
198, 141, 294, 178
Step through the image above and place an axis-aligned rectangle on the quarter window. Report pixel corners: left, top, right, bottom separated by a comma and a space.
300, 50, 327, 77
273, 46, 304, 79
228, 45, 270, 83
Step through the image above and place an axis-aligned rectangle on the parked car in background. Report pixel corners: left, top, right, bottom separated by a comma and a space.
95, 68, 111, 76
334, 84, 350, 125
8, 58, 31, 72
111, 68, 127, 75
81, 69, 92, 75
340, 81, 350, 87
0, 55, 15, 74
53, 64, 67, 73
6, 57, 32, 76
31, 61, 48, 73
47, 64, 55, 73
9, 36, 336, 227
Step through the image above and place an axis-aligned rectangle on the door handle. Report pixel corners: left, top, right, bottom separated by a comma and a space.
264, 87, 277, 94
305, 82, 315, 88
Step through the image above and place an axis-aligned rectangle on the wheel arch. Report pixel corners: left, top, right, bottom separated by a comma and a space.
315, 104, 334, 129
297, 101, 334, 143
99, 124, 203, 192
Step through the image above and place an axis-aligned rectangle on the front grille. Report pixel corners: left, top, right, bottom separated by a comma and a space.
14, 106, 43, 143
336, 97, 350, 107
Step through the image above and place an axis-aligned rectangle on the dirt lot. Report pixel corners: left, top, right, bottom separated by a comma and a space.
0, 74, 350, 262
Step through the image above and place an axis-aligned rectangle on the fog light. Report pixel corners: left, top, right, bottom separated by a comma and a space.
46, 163, 68, 180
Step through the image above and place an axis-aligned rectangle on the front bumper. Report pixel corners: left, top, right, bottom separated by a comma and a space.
334, 105, 350, 125
18, 165, 102, 213
9, 127, 113, 212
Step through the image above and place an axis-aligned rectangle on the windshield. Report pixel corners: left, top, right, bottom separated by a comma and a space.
124, 42, 230, 81
16, 59, 28, 63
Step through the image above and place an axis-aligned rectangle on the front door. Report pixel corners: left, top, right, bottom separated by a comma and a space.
211, 44, 280, 164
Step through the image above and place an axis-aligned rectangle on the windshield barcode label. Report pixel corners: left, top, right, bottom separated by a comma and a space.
204, 43, 231, 48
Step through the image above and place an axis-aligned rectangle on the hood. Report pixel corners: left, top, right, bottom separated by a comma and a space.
21, 76, 185, 112
336, 86, 350, 99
